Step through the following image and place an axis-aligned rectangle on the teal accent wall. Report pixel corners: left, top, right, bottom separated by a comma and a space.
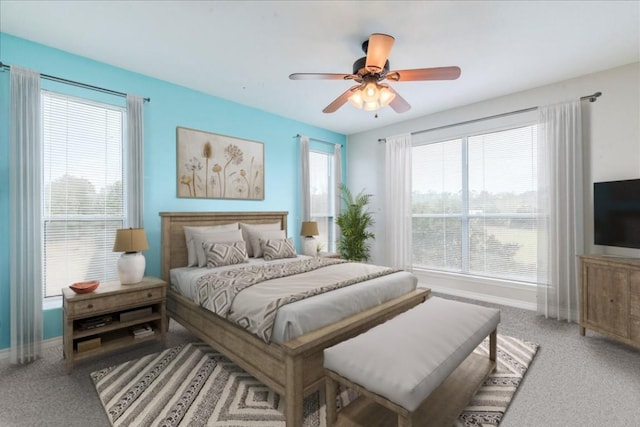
0, 33, 346, 349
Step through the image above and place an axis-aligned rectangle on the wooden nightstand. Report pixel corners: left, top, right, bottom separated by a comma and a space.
62, 276, 167, 373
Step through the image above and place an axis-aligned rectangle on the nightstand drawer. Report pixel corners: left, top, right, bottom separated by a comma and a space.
69, 287, 163, 316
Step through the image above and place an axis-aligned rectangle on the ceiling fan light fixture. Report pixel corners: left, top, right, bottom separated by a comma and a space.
347, 82, 396, 111
347, 90, 364, 108
378, 84, 396, 106
362, 81, 379, 102
363, 101, 381, 112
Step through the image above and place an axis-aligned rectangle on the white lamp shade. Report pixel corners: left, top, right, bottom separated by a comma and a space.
117, 252, 146, 284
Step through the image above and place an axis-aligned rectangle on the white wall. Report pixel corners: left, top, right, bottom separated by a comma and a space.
346, 62, 640, 309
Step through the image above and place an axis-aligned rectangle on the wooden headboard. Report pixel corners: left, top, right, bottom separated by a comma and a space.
159, 211, 288, 281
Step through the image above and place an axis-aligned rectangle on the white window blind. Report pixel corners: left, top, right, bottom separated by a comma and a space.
412, 124, 541, 283
42, 91, 126, 298
309, 150, 336, 252
412, 139, 463, 271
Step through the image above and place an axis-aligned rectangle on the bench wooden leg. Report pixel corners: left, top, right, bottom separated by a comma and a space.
398, 413, 413, 427
489, 329, 497, 364
325, 375, 337, 426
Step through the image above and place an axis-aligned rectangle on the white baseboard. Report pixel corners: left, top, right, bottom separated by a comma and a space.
0, 336, 62, 362
421, 283, 537, 311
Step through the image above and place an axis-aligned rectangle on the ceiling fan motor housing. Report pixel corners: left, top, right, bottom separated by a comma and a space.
353, 56, 390, 78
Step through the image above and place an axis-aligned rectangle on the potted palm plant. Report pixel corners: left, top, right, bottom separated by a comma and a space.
335, 184, 375, 262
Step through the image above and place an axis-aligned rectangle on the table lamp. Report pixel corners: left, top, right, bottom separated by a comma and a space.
300, 221, 319, 256
113, 228, 149, 284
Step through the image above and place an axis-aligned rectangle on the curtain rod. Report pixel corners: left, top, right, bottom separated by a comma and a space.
378, 91, 601, 142
0, 61, 151, 103
293, 134, 342, 147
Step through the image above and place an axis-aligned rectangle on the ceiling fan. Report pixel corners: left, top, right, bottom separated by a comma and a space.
289, 33, 461, 114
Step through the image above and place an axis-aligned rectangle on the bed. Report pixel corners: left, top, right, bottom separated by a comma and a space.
160, 211, 430, 427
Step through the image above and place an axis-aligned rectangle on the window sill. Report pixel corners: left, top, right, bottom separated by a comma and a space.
43, 296, 62, 311
413, 267, 536, 289
412, 267, 537, 310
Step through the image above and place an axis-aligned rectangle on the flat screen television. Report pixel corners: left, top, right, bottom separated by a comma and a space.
594, 178, 640, 249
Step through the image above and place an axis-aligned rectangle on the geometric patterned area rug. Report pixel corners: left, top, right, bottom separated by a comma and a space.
456, 334, 538, 426
91, 335, 538, 427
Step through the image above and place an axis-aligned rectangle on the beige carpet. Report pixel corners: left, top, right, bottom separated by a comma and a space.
91, 335, 538, 426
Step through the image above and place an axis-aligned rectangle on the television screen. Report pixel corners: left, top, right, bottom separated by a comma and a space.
594, 179, 640, 249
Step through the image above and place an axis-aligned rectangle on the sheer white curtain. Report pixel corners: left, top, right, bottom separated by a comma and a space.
126, 94, 144, 227
9, 66, 43, 364
299, 135, 311, 221
333, 143, 342, 221
537, 99, 583, 322
385, 133, 413, 270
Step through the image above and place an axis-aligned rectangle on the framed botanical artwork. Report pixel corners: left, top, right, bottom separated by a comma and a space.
176, 127, 264, 200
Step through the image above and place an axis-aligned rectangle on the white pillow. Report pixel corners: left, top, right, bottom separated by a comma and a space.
260, 237, 297, 261
193, 229, 244, 267
184, 223, 239, 266
239, 222, 281, 257
249, 229, 286, 258
203, 241, 248, 268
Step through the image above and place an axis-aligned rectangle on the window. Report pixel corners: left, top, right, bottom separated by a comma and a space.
309, 150, 336, 252
412, 125, 542, 283
42, 91, 126, 298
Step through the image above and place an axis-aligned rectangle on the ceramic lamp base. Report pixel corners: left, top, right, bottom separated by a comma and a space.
302, 236, 317, 256
117, 252, 146, 284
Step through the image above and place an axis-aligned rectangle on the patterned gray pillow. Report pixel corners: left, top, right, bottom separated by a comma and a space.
260, 237, 297, 260
203, 241, 248, 267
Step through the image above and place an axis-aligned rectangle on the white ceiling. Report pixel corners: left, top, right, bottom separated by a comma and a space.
1, 1, 639, 135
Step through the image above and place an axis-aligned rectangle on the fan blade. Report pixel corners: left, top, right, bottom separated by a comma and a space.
322, 85, 360, 113
365, 33, 395, 72
289, 73, 355, 80
387, 87, 411, 113
386, 66, 461, 82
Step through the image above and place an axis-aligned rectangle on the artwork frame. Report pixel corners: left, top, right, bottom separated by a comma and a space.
176, 127, 265, 200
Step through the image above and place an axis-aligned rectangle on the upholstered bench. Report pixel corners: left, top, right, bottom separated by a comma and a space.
323, 297, 500, 427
